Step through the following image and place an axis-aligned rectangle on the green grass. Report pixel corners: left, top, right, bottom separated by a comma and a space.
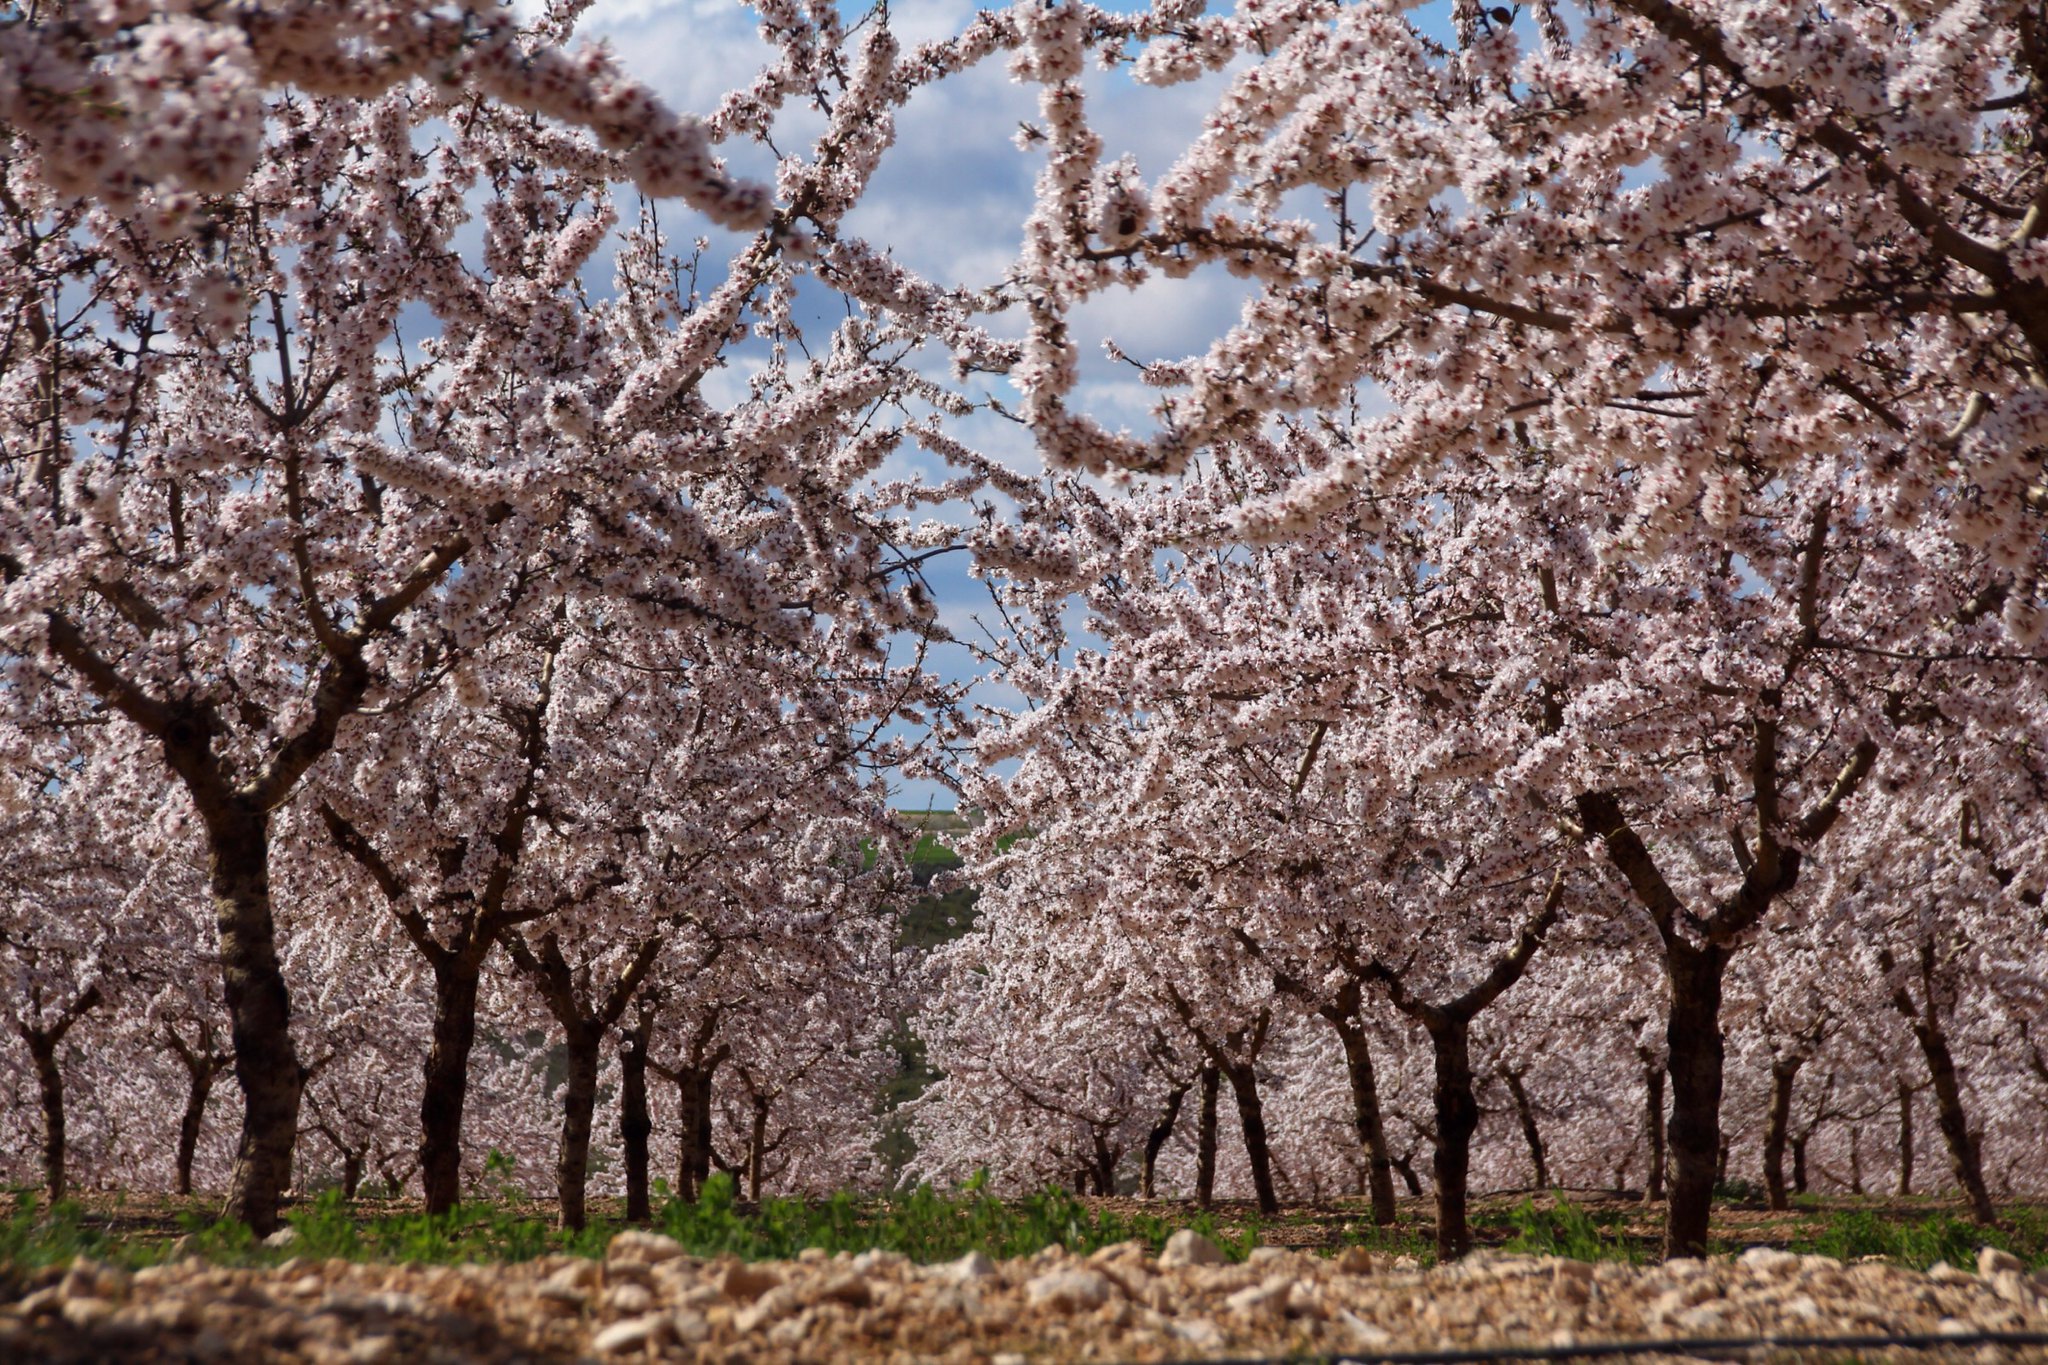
0, 1175, 1264, 1272
1791, 1206, 2048, 1271
1491, 1194, 1647, 1264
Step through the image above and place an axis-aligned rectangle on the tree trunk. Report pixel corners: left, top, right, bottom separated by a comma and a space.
208, 802, 305, 1236
1916, 1022, 1997, 1224
672, 1065, 719, 1200
1425, 1017, 1480, 1262
1220, 1061, 1280, 1216
1502, 1067, 1549, 1191
1896, 1079, 1914, 1196
1391, 1154, 1421, 1197
1090, 1133, 1119, 1196
1662, 941, 1729, 1259
1641, 1061, 1666, 1204
1140, 1084, 1186, 1200
1328, 1015, 1398, 1224
555, 1027, 601, 1231
419, 956, 484, 1216
175, 1057, 217, 1197
747, 1095, 768, 1202
342, 1149, 365, 1200
22, 1031, 67, 1199
1194, 1065, 1219, 1208
1763, 1056, 1802, 1211
619, 1018, 654, 1222
1791, 1135, 1809, 1195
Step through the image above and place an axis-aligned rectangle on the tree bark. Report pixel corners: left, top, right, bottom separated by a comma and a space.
207, 802, 306, 1235
1896, 1079, 1914, 1196
1140, 1084, 1186, 1199
22, 1031, 68, 1199
747, 1093, 769, 1202
419, 956, 485, 1215
1663, 941, 1730, 1259
1920, 1031, 1996, 1223
1763, 1055, 1802, 1211
1220, 1060, 1280, 1215
174, 1057, 220, 1197
1641, 1060, 1666, 1203
619, 1015, 654, 1222
1194, 1065, 1219, 1208
555, 1026, 601, 1231
1502, 1066, 1548, 1191
1425, 1018, 1480, 1262
1391, 1154, 1421, 1196
1881, 944, 1997, 1224
672, 1066, 718, 1200
1328, 1014, 1398, 1224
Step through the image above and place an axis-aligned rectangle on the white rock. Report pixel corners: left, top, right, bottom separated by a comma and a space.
1223, 1276, 1291, 1318
603, 1283, 654, 1315
591, 1313, 669, 1355
670, 1309, 710, 1344
1168, 1316, 1226, 1349
607, 1230, 684, 1265
734, 1284, 801, 1333
1337, 1310, 1392, 1346
1739, 1245, 1799, 1276
261, 1227, 299, 1249
1979, 1247, 2024, 1278
1158, 1229, 1227, 1268
1025, 1268, 1113, 1312
1246, 1247, 1288, 1267
949, 1251, 998, 1282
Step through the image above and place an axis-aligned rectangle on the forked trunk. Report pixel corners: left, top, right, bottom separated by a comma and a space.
1221, 1061, 1280, 1215
1425, 1017, 1479, 1262
1328, 1015, 1398, 1224
208, 802, 305, 1236
1193, 1065, 1219, 1207
1662, 941, 1729, 1259
1140, 1084, 1187, 1199
555, 1028, 601, 1231
419, 956, 485, 1215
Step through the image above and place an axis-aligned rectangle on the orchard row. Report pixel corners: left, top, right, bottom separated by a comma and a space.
3, 0, 2044, 1262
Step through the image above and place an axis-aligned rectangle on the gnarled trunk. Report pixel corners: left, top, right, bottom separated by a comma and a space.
747, 1093, 769, 1201
1140, 1084, 1186, 1199
1425, 1017, 1480, 1261
1328, 1015, 1398, 1224
555, 1027, 601, 1230
207, 802, 305, 1236
174, 1056, 219, 1197
1663, 941, 1729, 1259
419, 956, 485, 1215
1194, 1065, 1219, 1207
1763, 1055, 1802, 1211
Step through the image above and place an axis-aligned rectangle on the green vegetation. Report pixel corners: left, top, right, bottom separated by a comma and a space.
0, 1176, 1260, 1273
1491, 1194, 1647, 1265
1791, 1206, 2048, 1271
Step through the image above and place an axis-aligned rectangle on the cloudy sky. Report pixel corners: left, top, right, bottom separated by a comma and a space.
514, 1, 1280, 807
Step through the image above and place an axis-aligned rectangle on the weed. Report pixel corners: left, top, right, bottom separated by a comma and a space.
1498, 1194, 1645, 1264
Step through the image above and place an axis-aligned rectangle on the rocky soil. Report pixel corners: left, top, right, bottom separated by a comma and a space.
5, 1230, 2048, 1363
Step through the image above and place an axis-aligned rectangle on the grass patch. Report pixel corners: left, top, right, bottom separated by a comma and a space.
0, 1175, 1264, 1272
1487, 1194, 1647, 1264
1791, 1207, 2048, 1271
